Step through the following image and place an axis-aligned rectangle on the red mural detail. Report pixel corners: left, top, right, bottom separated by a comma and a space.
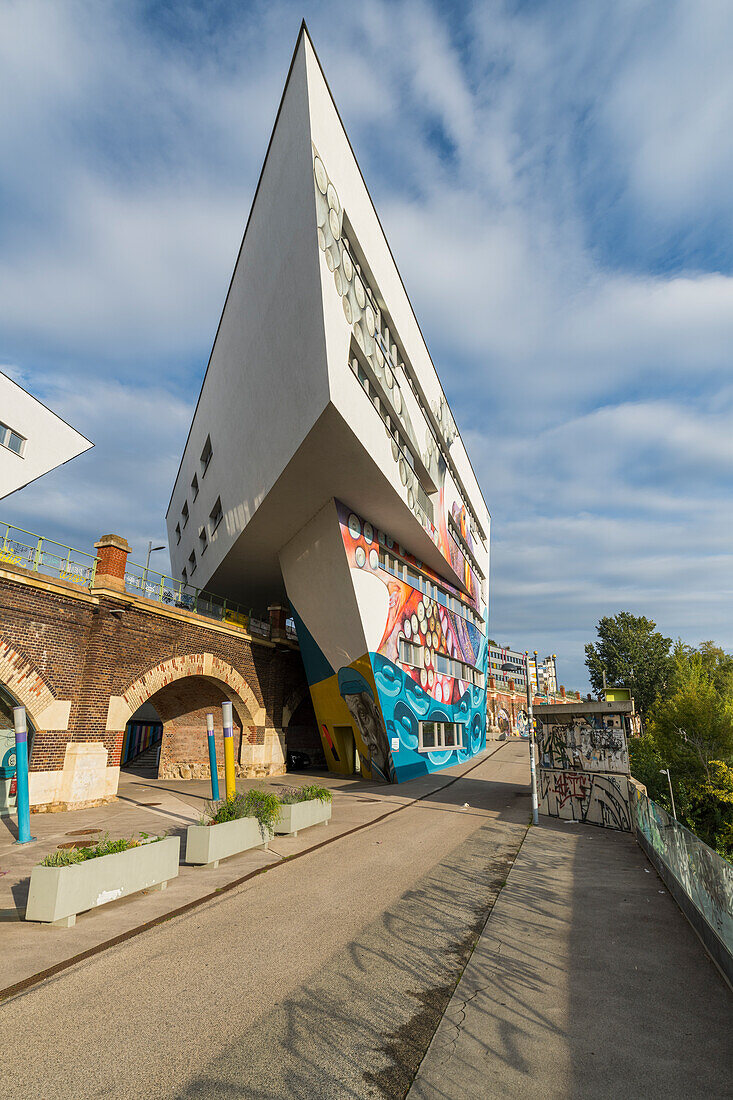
339, 506, 480, 709
552, 771, 590, 808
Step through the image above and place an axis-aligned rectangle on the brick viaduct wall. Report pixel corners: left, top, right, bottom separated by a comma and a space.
0, 553, 314, 811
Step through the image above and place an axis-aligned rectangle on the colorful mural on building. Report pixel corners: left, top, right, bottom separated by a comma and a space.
289, 501, 488, 784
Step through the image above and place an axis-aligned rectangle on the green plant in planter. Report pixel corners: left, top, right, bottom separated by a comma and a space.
203, 788, 281, 839
278, 783, 332, 805
297, 784, 332, 804
39, 832, 163, 867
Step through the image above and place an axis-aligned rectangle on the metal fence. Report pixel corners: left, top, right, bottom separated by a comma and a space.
0, 521, 278, 642
123, 559, 270, 637
0, 522, 97, 587
630, 786, 733, 985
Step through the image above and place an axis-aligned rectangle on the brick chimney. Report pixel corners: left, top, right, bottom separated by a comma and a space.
93, 534, 131, 593
268, 604, 288, 642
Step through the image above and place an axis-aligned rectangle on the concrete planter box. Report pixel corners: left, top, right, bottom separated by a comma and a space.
186, 815, 270, 869
276, 798, 331, 836
25, 836, 180, 927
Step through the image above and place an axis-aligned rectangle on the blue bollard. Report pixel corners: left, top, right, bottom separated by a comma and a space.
13, 706, 35, 844
206, 712, 220, 801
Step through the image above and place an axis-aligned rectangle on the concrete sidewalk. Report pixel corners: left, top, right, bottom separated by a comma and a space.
0, 742, 506, 996
408, 818, 732, 1100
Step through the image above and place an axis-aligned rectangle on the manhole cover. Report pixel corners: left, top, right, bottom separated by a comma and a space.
66, 828, 102, 836
57, 841, 86, 849
142, 802, 161, 807
358, 798, 380, 803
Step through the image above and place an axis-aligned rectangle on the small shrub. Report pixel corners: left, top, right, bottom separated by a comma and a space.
204, 788, 281, 839
297, 784, 332, 804
277, 785, 305, 805
39, 832, 162, 867
204, 793, 249, 825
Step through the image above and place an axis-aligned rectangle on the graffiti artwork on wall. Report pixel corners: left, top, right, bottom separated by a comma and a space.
536, 715, 629, 774
631, 788, 733, 948
540, 768, 631, 831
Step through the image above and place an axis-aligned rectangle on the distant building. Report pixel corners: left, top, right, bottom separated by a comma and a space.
166, 27, 490, 783
0, 371, 92, 500
489, 645, 558, 696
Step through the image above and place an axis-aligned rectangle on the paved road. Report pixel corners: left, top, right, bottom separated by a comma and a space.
0, 742, 530, 1099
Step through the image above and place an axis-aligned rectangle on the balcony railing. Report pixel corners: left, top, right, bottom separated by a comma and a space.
0, 523, 97, 587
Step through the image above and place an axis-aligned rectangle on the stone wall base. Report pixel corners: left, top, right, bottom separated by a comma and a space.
29, 745, 119, 813
31, 795, 118, 814
159, 762, 286, 781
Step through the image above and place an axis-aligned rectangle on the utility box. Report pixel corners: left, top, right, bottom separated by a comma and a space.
534, 701, 634, 831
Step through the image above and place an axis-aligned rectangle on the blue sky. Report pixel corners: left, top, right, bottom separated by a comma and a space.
2, 0, 732, 691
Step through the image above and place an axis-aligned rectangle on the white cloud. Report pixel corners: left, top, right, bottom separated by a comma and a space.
1, 0, 732, 691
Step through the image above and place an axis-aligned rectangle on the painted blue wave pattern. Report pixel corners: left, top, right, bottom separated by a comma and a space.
371, 653, 486, 781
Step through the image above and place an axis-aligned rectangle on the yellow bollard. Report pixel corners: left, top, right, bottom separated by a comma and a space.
222, 701, 236, 801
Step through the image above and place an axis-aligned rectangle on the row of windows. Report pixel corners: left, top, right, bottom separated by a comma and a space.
179, 497, 223, 583
343, 227, 484, 572
398, 638, 484, 687
372, 315, 484, 553
350, 354, 435, 527
448, 515, 485, 582
379, 549, 485, 634
176, 435, 214, 540
418, 721, 463, 752
0, 421, 25, 457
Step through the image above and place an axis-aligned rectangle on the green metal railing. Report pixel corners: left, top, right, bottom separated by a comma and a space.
0, 522, 97, 586
123, 561, 271, 637
0, 521, 284, 642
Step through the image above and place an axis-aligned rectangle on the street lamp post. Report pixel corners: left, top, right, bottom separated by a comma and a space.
660, 768, 677, 819
499, 659, 538, 824
142, 541, 166, 595
521, 655, 540, 825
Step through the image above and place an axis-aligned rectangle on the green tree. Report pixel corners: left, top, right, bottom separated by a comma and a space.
687, 761, 733, 859
642, 645, 733, 855
676, 640, 733, 699
648, 648, 733, 784
585, 612, 672, 717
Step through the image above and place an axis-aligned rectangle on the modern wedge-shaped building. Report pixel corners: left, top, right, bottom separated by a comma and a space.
167, 26, 490, 783
0, 371, 93, 500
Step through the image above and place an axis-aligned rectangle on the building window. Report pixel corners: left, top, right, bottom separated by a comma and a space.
181, 567, 188, 583
175, 523, 181, 545
399, 638, 424, 668
199, 527, 208, 554
182, 501, 189, 528
0, 421, 26, 456
209, 497, 223, 532
418, 721, 463, 752
200, 435, 213, 476
191, 473, 199, 500
188, 550, 196, 575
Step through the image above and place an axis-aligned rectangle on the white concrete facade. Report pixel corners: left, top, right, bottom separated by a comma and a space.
0, 371, 93, 501
167, 27, 491, 783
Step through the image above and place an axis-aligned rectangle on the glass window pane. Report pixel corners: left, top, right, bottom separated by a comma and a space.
421, 722, 436, 749
444, 725, 457, 747
8, 433, 23, 454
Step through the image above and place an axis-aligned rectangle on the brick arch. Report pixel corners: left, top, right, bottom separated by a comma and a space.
118, 653, 264, 731
0, 640, 57, 728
